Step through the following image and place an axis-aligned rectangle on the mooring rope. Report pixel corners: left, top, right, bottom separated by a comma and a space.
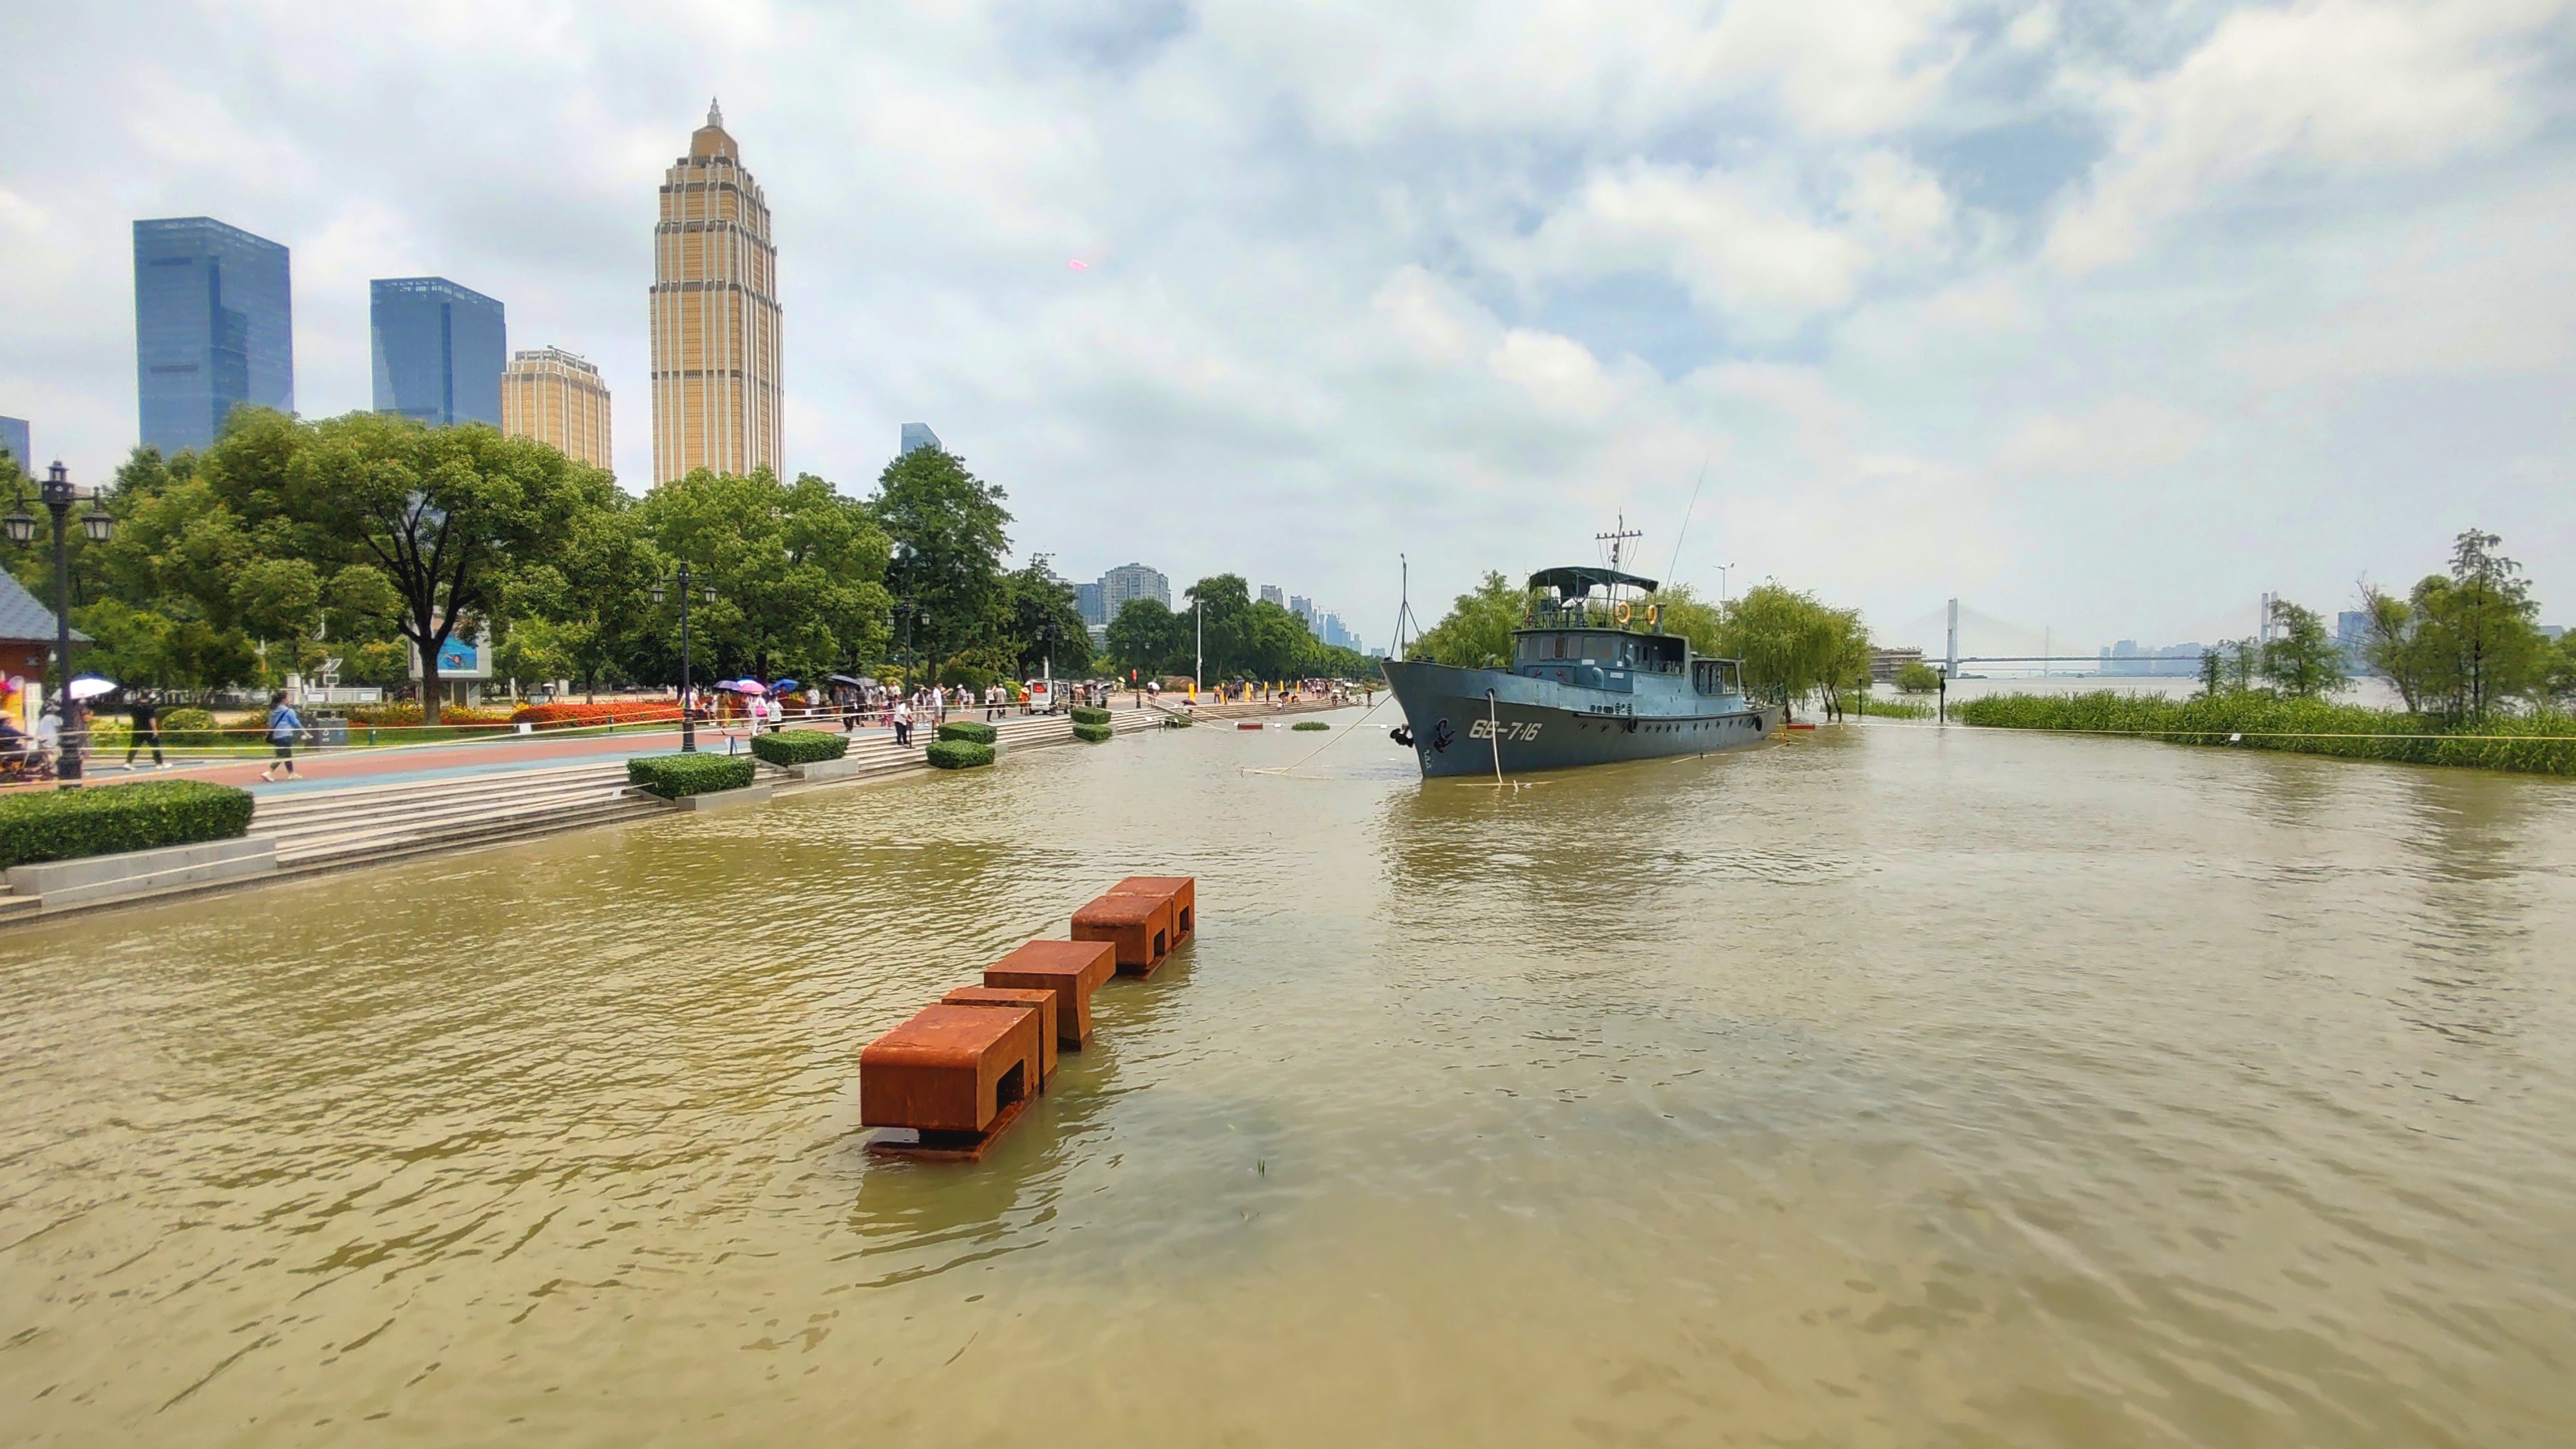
1238, 693, 1394, 777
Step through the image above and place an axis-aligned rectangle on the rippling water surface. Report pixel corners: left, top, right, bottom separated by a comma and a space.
6, 715, 2574, 1446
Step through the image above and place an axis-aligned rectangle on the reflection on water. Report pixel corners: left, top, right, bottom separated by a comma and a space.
4, 714, 2574, 1445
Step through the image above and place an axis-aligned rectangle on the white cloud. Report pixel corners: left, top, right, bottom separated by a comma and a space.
2047, 0, 2562, 272
1994, 397, 2215, 479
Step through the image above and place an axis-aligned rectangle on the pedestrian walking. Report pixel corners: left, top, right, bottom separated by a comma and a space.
893, 699, 914, 746
125, 688, 166, 768
259, 690, 303, 781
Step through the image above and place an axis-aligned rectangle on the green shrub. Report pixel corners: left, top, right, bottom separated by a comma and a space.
1072, 722, 1113, 743
1291, 720, 1330, 731
626, 752, 758, 799
1954, 692, 2576, 777
0, 779, 254, 869
749, 729, 849, 766
160, 706, 221, 747
1893, 661, 1942, 694
936, 720, 998, 745
925, 739, 996, 770
1070, 705, 1112, 726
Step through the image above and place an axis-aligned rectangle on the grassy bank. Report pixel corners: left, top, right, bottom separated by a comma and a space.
1953, 692, 2576, 776
1852, 695, 1934, 721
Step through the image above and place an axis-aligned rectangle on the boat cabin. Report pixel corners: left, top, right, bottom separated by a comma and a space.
1512, 565, 1745, 696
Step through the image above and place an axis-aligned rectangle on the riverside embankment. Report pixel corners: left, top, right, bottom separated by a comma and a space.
6, 712, 2573, 1445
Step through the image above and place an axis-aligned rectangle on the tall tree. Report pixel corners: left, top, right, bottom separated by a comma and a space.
873, 446, 1012, 677
1001, 562, 1093, 679
1182, 574, 1254, 677
199, 409, 614, 722
2259, 598, 2348, 699
1409, 571, 1531, 668
639, 468, 889, 683
1104, 598, 1189, 680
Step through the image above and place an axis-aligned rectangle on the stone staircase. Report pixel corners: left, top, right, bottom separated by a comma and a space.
248, 758, 671, 871
248, 709, 1160, 873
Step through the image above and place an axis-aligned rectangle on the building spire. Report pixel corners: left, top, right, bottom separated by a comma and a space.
707, 97, 724, 130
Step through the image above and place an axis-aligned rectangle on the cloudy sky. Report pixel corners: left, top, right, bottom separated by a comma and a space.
3, 0, 2571, 654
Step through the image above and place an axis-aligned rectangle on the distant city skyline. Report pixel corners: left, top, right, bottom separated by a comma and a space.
0, 417, 27, 475
371, 276, 504, 428
899, 422, 940, 456
131, 216, 293, 455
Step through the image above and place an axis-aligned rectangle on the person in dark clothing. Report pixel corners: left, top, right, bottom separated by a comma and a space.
125, 690, 165, 768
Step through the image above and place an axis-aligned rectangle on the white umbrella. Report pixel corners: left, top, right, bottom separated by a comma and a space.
68, 676, 118, 701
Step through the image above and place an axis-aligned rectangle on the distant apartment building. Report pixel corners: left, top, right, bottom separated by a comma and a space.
1868, 647, 1924, 684
1075, 581, 1107, 629
501, 347, 613, 468
372, 278, 505, 428
900, 422, 942, 456
1258, 584, 1285, 608
133, 216, 294, 453
1100, 563, 1170, 620
0, 417, 28, 475
650, 100, 782, 483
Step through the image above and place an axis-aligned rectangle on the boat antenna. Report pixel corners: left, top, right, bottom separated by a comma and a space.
1391, 553, 1424, 656
1666, 458, 1708, 580
1595, 514, 1642, 598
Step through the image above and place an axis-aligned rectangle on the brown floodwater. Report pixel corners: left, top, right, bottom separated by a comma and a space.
5, 713, 2573, 1446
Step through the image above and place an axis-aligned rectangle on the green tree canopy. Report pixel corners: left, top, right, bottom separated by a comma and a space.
2259, 598, 2348, 699
638, 468, 889, 685
1409, 571, 1532, 668
873, 446, 1012, 673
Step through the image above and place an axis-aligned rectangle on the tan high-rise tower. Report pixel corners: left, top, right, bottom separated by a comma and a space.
502, 346, 614, 469
649, 99, 781, 484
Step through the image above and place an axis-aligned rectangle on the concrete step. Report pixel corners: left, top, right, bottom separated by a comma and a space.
278, 795, 669, 869
260, 775, 639, 837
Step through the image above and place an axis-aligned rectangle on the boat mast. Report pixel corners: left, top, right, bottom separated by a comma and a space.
1595, 515, 1642, 620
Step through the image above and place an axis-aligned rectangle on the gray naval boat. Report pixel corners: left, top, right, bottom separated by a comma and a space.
1379, 564, 1785, 779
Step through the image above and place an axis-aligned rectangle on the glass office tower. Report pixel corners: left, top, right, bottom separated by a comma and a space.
133, 217, 294, 453
372, 278, 506, 428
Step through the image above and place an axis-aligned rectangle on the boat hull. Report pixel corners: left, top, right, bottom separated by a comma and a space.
1379, 660, 1783, 779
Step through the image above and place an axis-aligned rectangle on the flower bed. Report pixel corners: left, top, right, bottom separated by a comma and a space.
749, 730, 849, 766
346, 703, 517, 727
0, 780, 255, 869
512, 700, 683, 729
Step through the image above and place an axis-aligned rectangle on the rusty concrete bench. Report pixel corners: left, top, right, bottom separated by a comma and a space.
860, 1002, 1046, 1161
941, 985, 1059, 1086
1074, 891, 1173, 977
982, 939, 1116, 1048
1108, 876, 1195, 946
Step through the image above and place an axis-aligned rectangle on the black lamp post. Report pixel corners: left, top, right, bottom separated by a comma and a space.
650, 564, 717, 753
6, 462, 115, 786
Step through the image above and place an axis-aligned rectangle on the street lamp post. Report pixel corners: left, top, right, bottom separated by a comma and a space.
5, 462, 115, 786
1716, 562, 1737, 607
650, 564, 715, 752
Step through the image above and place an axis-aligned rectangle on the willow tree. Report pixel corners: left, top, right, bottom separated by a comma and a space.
1714, 583, 1869, 718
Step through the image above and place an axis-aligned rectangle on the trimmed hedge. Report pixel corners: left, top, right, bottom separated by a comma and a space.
1162, 712, 1193, 728
1072, 722, 1113, 743
1070, 705, 1112, 726
627, 752, 758, 799
749, 729, 850, 766
926, 739, 997, 770
936, 720, 998, 745
0, 779, 254, 869
1291, 720, 1330, 731
160, 706, 220, 747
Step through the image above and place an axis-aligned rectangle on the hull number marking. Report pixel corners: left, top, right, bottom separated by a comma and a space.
1469, 719, 1543, 741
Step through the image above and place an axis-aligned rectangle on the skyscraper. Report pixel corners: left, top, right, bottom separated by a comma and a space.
1101, 563, 1170, 620
502, 346, 613, 468
1258, 584, 1285, 608
650, 99, 781, 483
372, 277, 505, 428
900, 422, 942, 455
133, 216, 292, 453
1075, 581, 1106, 629
0, 417, 28, 475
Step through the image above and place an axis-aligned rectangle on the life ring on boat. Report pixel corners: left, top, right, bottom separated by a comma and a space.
1615, 601, 1633, 625
1646, 603, 1662, 629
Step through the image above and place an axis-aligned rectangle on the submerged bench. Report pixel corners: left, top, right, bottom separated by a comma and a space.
860, 1003, 1046, 1162
982, 939, 1117, 1048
